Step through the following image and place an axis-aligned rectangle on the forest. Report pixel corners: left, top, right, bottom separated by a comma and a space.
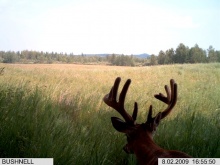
0, 43, 220, 66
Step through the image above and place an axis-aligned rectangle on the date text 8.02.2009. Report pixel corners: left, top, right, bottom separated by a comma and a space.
158, 158, 218, 165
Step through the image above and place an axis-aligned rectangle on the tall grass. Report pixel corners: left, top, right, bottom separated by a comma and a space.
0, 63, 219, 164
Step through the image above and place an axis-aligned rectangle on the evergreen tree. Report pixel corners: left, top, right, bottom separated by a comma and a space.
149, 54, 157, 65
174, 43, 189, 63
189, 44, 206, 63
158, 50, 165, 64
165, 48, 175, 64
207, 46, 217, 62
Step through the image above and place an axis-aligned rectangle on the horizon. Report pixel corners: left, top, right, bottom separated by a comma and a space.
0, 0, 219, 55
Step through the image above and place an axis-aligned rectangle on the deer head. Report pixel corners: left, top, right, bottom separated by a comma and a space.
103, 77, 177, 154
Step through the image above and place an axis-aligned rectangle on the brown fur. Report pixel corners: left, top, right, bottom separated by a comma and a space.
126, 125, 191, 165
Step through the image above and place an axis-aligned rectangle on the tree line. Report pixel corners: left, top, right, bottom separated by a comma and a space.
0, 51, 143, 66
0, 43, 219, 66
150, 44, 220, 65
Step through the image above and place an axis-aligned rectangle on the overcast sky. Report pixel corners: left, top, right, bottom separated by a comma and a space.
0, 0, 219, 55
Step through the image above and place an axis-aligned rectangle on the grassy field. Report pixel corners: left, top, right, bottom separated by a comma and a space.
0, 63, 219, 164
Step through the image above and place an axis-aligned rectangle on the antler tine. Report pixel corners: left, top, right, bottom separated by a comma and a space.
103, 77, 136, 125
119, 78, 131, 107
146, 105, 153, 124
132, 102, 138, 121
154, 79, 177, 119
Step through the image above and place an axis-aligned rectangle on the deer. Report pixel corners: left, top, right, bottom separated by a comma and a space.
103, 77, 191, 165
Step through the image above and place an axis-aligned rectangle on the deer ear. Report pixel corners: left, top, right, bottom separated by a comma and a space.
111, 117, 130, 133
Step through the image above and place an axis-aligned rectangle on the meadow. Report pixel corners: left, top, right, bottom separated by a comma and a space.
0, 63, 219, 164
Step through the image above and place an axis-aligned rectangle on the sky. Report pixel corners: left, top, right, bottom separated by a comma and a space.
0, 0, 219, 55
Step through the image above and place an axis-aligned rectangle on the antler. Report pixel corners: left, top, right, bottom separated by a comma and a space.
104, 78, 177, 127
146, 79, 177, 123
103, 77, 138, 125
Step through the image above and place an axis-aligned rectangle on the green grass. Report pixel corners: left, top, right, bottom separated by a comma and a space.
0, 63, 219, 164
